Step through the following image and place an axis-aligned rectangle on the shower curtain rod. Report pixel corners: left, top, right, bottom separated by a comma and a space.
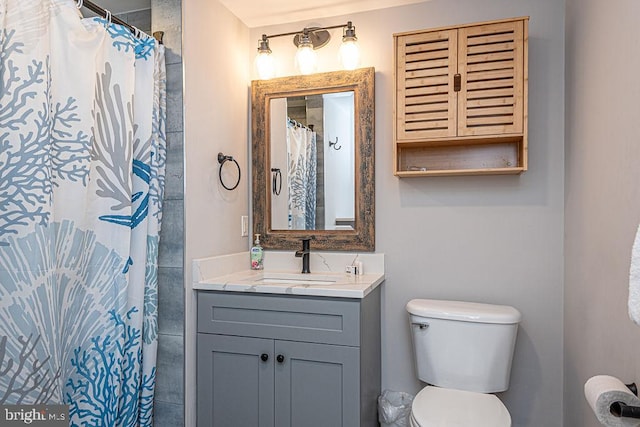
287, 117, 314, 132
81, 0, 164, 44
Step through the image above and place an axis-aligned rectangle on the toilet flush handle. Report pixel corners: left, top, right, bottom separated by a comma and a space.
411, 322, 429, 330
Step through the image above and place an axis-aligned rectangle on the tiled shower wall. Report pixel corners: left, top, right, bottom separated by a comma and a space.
151, 0, 184, 425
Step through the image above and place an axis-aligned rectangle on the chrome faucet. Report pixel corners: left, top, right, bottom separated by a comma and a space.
295, 238, 311, 274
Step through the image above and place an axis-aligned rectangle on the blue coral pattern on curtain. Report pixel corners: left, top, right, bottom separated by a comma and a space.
0, 1, 166, 426
286, 122, 316, 230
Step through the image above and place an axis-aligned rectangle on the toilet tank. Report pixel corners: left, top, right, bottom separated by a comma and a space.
406, 299, 521, 393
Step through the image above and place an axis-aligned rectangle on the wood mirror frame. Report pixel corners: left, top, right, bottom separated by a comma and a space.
251, 67, 375, 251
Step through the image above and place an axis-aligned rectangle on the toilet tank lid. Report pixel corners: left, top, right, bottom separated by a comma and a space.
406, 299, 522, 324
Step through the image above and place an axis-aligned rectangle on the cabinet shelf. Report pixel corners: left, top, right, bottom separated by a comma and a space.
395, 135, 525, 176
395, 166, 525, 178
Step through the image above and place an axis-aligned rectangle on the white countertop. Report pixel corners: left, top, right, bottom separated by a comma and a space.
193, 251, 385, 299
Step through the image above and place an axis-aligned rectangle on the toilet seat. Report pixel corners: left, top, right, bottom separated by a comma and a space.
410, 386, 511, 427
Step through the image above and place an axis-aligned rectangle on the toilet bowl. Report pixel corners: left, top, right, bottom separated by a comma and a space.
406, 299, 521, 427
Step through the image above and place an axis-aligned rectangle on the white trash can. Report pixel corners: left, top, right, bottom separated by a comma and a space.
378, 389, 414, 427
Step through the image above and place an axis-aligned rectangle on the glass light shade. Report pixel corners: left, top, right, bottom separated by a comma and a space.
255, 51, 275, 80
339, 39, 360, 70
295, 42, 317, 75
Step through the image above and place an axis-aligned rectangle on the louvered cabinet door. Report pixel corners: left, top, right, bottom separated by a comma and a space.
457, 20, 526, 136
395, 29, 458, 141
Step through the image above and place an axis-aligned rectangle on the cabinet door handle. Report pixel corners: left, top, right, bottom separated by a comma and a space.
276, 354, 285, 364
261, 353, 269, 362
453, 73, 461, 92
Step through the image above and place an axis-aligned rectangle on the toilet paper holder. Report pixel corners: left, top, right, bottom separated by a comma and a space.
611, 383, 640, 419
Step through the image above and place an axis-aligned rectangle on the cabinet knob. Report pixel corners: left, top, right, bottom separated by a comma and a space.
261, 353, 269, 362
276, 354, 285, 363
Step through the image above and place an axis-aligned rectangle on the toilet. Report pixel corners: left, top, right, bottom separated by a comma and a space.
406, 299, 522, 427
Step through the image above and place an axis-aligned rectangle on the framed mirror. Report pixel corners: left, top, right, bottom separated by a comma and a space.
252, 67, 375, 251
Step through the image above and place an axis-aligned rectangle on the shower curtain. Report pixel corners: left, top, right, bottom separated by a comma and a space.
286, 123, 316, 230
0, 1, 166, 426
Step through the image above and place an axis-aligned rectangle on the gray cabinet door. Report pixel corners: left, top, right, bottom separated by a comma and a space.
197, 334, 275, 427
274, 340, 360, 427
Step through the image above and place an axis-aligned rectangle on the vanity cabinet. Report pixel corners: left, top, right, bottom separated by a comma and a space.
394, 17, 529, 176
196, 290, 381, 427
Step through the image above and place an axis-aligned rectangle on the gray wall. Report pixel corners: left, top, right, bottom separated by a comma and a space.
251, 1, 565, 426
183, 2, 251, 424
373, 4, 564, 427
152, 0, 184, 425
564, 0, 640, 425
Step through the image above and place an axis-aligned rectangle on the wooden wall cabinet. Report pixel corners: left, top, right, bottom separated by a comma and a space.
394, 17, 529, 176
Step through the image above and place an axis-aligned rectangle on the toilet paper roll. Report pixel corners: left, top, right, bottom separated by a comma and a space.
585, 375, 640, 427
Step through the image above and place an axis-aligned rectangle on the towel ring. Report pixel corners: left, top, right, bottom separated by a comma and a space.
271, 168, 282, 196
218, 153, 241, 191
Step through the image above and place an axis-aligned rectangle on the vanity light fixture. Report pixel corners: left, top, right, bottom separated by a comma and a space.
255, 21, 361, 79
255, 35, 275, 80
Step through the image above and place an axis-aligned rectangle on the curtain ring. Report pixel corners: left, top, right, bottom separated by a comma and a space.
104, 10, 112, 27
76, 0, 83, 9
132, 26, 142, 39
217, 153, 241, 191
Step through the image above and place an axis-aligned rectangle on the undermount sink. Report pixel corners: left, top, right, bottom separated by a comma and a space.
250, 272, 340, 286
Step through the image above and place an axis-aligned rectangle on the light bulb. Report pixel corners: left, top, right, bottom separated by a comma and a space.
339, 39, 360, 70
255, 35, 275, 80
295, 33, 317, 75
255, 51, 275, 80
339, 22, 360, 70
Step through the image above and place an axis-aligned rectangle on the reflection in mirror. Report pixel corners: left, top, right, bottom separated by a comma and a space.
252, 68, 375, 251
270, 92, 355, 231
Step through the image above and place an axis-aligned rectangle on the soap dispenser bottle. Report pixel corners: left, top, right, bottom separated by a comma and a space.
250, 234, 264, 270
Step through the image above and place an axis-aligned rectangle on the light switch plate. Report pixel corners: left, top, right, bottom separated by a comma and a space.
241, 215, 249, 237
